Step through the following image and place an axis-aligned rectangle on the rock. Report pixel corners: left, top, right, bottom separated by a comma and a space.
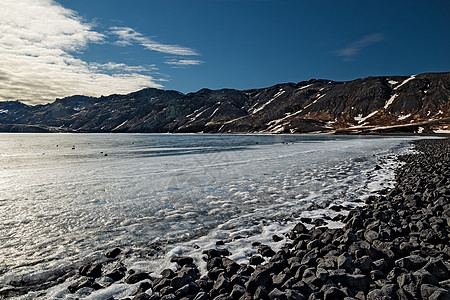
420, 284, 450, 300
133, 293, 152, 300
212, 294, 233, 300
246, 267, 272, 293
258, 245, 276, 257
273, 235, 284, 242
249, 255, 265, 266
193, 292, 208, 300
370, 270, 386, 281
161, 269, 176, 279
231, 284, 246, 299
285, 289, 306, 300
268, 288, 287, 300
395, 255, 428, 270
207, 257, 222, 271
67, 278, 93, 293
79, 263, 102, 278
126, 272, 151, 284
153, 277, 172, 292
213, 272, 231, 291
105, 247, 121, 258
252, 285, 269, 300
413, 269, 439, 286
208, 267, 225, 280
364, 230, 379, 243
424, 259, 450, 281
337, 253, 352, 270
105, 267, 126, 281
366, 289, 390, 300
170, 256, 194, 267
135, 281, 152, 295
171, 270, 196, 290
222, 257, 240, 275
345, 274, 370, 292
160, 294, 176, 300
323, 286, 347, 300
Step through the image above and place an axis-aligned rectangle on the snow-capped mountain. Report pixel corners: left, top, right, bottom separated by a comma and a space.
0, 72, 449, 134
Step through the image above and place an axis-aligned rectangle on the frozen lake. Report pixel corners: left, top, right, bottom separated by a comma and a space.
0, 133, 415, 298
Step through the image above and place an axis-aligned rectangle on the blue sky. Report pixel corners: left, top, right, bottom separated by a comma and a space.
1, 0, 449, 104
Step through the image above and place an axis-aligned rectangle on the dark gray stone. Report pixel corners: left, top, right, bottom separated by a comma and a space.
345, 274, 370, 292
126, 272, 151, 284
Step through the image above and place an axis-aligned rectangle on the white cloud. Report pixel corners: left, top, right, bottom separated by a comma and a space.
165, 59, 204, 68
0, 0, 163, 105
90, 62, 158, 73
110, 27, 200, 56
336, 33, 384, 60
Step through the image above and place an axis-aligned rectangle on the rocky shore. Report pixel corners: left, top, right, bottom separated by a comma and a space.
30, 139, 450, 299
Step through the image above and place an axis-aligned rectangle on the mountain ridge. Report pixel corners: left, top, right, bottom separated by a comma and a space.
1, 72, 449, 134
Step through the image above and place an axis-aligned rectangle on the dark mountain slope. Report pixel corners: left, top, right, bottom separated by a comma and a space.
0, 72, 449, 134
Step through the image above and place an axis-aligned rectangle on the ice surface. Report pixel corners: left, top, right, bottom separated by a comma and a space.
0, 133, 421, 299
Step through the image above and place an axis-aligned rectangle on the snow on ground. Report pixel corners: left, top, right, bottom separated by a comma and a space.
434, 129, 450, 134
354, 110, 379, 125
252, 89, 285, 114
112, 120, 128, 131
388, 80, 398, 85
384, 94, 398, 110
397, 114, 411, 121
297, 84, 313, 90
393, 75, 416, 90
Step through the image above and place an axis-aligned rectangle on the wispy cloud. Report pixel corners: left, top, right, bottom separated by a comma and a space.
0, 0, 164, 105
165, 59, 204, 68
110, 27, 200, 56
336, 33, 384, 60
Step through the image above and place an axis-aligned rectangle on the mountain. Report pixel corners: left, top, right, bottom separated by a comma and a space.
1, 72, 449, 134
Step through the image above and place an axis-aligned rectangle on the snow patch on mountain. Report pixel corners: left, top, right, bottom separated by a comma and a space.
252, 89, 285, 114
393, 75, 416, 90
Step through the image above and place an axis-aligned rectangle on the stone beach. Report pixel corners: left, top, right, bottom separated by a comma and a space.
10, 138, 450, 299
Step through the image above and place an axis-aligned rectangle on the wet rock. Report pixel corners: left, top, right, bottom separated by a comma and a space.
105, 247, 121, 258
258, 244, 276, 257
249, 255, 265, 266
160, 269, 176, 279
273, 235, 284, 242
105, 267, 126, 281
170, 256, 194, 267
213, 272, 231, 291
79, 263, 103, 278
126, 272, 151, 284
68, 278, 94, 293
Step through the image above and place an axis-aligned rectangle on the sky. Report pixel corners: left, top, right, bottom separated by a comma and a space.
1, 0, 450, 105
